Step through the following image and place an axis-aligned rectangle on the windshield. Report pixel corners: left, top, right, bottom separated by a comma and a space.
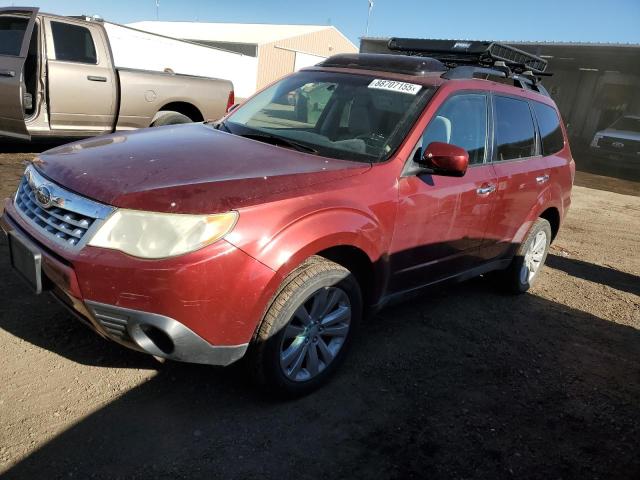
610, 116, 640, 133
225, 71, 432, 163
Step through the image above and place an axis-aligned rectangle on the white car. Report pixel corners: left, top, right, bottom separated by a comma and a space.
590, 115, 640, 160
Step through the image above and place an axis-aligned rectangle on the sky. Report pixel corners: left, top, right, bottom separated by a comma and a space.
13, 0, 640, 45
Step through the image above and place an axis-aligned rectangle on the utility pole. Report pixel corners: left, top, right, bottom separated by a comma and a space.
365, 0, 374, 37
155, 0, 160, 20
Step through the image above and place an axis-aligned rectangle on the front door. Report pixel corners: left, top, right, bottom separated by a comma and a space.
44, 18, 116, 133
0, 7, 39, 140
389, 92, 498, 293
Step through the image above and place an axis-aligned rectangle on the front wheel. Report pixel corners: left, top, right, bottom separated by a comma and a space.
248, 257, 362, 397
500, 218, 552, 294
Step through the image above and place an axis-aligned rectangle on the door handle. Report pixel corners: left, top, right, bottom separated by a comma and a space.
87, 75, 107, 82
0, 69, 16, 78
536, 174, 550, 184
476, 184, 496, 196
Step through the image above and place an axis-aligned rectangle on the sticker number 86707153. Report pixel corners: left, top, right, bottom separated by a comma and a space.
368, 79, 422, 95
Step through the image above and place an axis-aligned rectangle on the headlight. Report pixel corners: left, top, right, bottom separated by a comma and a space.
88, 209, 238, 259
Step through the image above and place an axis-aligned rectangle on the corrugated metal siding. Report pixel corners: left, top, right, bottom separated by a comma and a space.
257, 28, 358, 89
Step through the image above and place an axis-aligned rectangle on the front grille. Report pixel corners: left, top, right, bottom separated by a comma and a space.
598, 136, 640, 154
15, 177, 95, 246
13, 166, 114, 250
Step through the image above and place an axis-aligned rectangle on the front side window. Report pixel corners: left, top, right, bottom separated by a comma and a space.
0, 14, 29, 56
225, 71, 432, 163
494, 96, 536, 161
421, 93, 488, 165
51, 21, 97, 64
532, 101, 564, 155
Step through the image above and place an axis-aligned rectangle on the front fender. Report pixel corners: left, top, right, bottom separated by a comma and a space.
234, 207, 386, 277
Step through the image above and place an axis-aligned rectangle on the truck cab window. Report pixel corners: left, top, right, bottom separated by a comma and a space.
0, 14, 28, 56
51, 21, 97, 64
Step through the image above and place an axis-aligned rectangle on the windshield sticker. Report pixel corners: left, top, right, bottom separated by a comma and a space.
368, 79, 422, 95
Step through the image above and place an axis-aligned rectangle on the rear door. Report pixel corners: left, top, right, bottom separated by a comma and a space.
483, 94, 549, 258
0, 7, 38, 140
43, 17, 116, 133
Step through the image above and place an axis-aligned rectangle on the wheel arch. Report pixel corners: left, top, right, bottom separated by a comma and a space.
154, 101, 204, 123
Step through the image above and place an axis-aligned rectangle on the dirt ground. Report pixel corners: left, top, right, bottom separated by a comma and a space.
0, 147, 639, 479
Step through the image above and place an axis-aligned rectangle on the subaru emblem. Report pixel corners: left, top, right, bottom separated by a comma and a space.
35, 185, 53, 208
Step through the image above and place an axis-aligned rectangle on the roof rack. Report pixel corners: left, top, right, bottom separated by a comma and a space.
387, 38, 552, 90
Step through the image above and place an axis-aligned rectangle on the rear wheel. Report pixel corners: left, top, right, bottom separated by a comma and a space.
500, 218, 552, 293
248, 257, 361, 396
151, 111, 192, 127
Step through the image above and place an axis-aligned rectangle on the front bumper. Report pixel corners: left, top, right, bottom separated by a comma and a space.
1, 200, 279, 366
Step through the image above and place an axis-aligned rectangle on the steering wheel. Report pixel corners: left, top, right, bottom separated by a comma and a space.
355, 132, 387, 149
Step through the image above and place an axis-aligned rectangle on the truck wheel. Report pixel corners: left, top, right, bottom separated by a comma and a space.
500, 218, 552, 294
151, 111, 192, 127
248, 256, 362, 397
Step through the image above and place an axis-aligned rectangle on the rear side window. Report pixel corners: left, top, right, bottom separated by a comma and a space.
51, 21, 97, 64
0, 14, 28, 56
422, 93, 488, 165
494, 96, 536, 161
532, 102, 564, 155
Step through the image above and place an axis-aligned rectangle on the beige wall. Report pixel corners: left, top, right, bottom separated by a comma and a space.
256, 28, 357, 90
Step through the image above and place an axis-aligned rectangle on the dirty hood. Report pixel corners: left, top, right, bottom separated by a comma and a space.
34, 124, 370, 213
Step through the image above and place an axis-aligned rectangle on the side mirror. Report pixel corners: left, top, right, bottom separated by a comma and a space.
418, 141, 469, 177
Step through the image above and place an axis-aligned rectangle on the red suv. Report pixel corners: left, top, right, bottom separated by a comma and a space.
1, 40, 574, 395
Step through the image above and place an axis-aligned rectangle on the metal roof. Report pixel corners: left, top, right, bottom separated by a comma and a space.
128, 21, 350, 46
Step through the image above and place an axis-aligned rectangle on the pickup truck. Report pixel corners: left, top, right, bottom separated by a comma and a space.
0, 7, 235, 141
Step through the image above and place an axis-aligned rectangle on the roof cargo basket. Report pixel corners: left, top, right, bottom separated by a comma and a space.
388, 38, 548, 74
387, 38, 552, 93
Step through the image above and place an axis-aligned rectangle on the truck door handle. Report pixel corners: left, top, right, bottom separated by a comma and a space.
536, 174, 550, 184
0, 69, 16, 77
87, 75, 107, 82
476, 184, 496, 196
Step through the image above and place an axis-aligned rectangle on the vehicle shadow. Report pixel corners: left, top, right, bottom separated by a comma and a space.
1, 252, 639, 478
546, 253, 640, 296
0, 138, 70, 154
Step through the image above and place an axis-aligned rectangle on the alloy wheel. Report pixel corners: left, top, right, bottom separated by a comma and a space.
279, 286, 351, 382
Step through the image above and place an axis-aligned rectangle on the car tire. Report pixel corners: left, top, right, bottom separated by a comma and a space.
248, 256, 362, 397
151, 111, 192, 127
500, 218, 552, 294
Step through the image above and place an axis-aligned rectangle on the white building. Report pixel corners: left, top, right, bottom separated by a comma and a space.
128, 21, 358, 99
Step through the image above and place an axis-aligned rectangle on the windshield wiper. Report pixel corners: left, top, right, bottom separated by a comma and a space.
239, 132, 319, 155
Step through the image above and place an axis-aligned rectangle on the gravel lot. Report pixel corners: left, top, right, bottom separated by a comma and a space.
0, 147, 639, 479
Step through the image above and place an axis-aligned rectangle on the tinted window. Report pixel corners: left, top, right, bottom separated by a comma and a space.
0, 15, 28, 56
533, 101, 564, 155
51, 21, 97, 64
422, 94, 488, 165
494, 96, 536, 161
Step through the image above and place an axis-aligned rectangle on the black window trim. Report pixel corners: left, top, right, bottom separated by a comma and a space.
489, 92, 542, 164
403, 89, 493, 176
530, 99, 566, 156
49, 19, 98, 65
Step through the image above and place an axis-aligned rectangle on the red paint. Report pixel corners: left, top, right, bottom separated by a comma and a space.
2, 71, 574, 348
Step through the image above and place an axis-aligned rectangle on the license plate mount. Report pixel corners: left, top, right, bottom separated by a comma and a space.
8, 231, 43, 294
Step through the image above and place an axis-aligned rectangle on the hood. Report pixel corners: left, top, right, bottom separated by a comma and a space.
596, 128, 640, 141
34, 124, 370, 214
